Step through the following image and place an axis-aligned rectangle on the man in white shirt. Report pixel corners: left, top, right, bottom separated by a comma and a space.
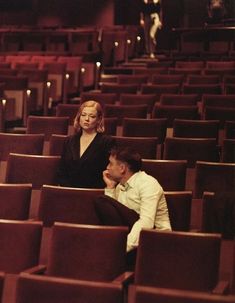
96, 146, 171, 252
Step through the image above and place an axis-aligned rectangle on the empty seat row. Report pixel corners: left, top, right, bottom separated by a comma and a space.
103, 66, 235, 81
2, 74, 231, 129
128, 58, 235, 68
0, 28, 99, 53
128, 285, 235, 303
0, 26, 140, 65
79, 91, 235, 126
81, 91, 235, 107
104, 74, 235, 89
0, 219, 233, 302
99, 82, 225, 100
0, 55, 97, 125
99, 82, 235, 101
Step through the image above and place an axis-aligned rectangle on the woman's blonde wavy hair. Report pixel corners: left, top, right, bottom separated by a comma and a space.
73, 100, 105, 133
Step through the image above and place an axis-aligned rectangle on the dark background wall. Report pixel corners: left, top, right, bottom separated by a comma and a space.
0, 0, 115, 27
0, 0, 234, 28
36, 0, 114, 27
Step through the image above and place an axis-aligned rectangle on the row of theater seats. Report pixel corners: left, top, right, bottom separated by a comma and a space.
0, 147, 234, 197
99, 59, 235, 104
0, 115, 235, 192
2, 112, 234, 159
2, 24, 235, 64
1, 55, 235, 130
0, 183, 192, 229
18, 111, 234, 164
79, 91, 235, 128
104, 61, 235, 80
0, 54, 96, 127
0, 28, 100, 54
0, 111, 234, 196
0, 25, 142, 65
99, 74, 235, 97
121, 58, 235, 69
2, 143, 234, 199
101, 52, 235, 75
0, 219, 234, 302
0, 181, 234, 240
47, 127, 235, 165
98, 75, 235, 96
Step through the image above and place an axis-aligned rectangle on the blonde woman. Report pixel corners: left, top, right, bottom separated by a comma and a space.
58, 100, 115, 188
140, 0, 162, 58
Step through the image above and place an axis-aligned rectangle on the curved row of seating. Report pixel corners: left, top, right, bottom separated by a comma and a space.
0, 53, 235, 131
80, 90, 235, 126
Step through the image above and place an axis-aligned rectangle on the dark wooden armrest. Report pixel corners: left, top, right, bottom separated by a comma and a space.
112, 271, 134, 286
23, 265, 47, 275
212, 280, 230, 295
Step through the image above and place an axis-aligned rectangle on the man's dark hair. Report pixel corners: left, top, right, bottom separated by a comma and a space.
110, 146, 142, 173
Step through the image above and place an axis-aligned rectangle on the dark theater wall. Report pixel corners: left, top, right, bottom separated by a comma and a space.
0, 0, 233, 28
0, 0, 115, 27
36, 0, 114, 27
114, 0, 184, 29
0, 0, 33, 10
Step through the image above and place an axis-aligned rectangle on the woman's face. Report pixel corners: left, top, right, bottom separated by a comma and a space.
79, 106, 99, 132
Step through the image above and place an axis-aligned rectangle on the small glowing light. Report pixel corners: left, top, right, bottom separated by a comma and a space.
114, 41, 119, 47
1, 99, 6, 106
137, 36, 141, 42
46, 81, 51, 88
96, 62, 101, 68
26, 89, 31, 96
65, 73, 70, 79
127, 39, 131, 44
81, 67, 86, 73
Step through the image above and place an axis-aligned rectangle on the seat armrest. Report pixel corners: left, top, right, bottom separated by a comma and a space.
23, 265, 47, 275
212, 280, 230, 295
112, 271, 134, 286
189, 228, 201, 232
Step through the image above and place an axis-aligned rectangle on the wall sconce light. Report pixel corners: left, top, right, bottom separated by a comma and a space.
95, 62, 101, 90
